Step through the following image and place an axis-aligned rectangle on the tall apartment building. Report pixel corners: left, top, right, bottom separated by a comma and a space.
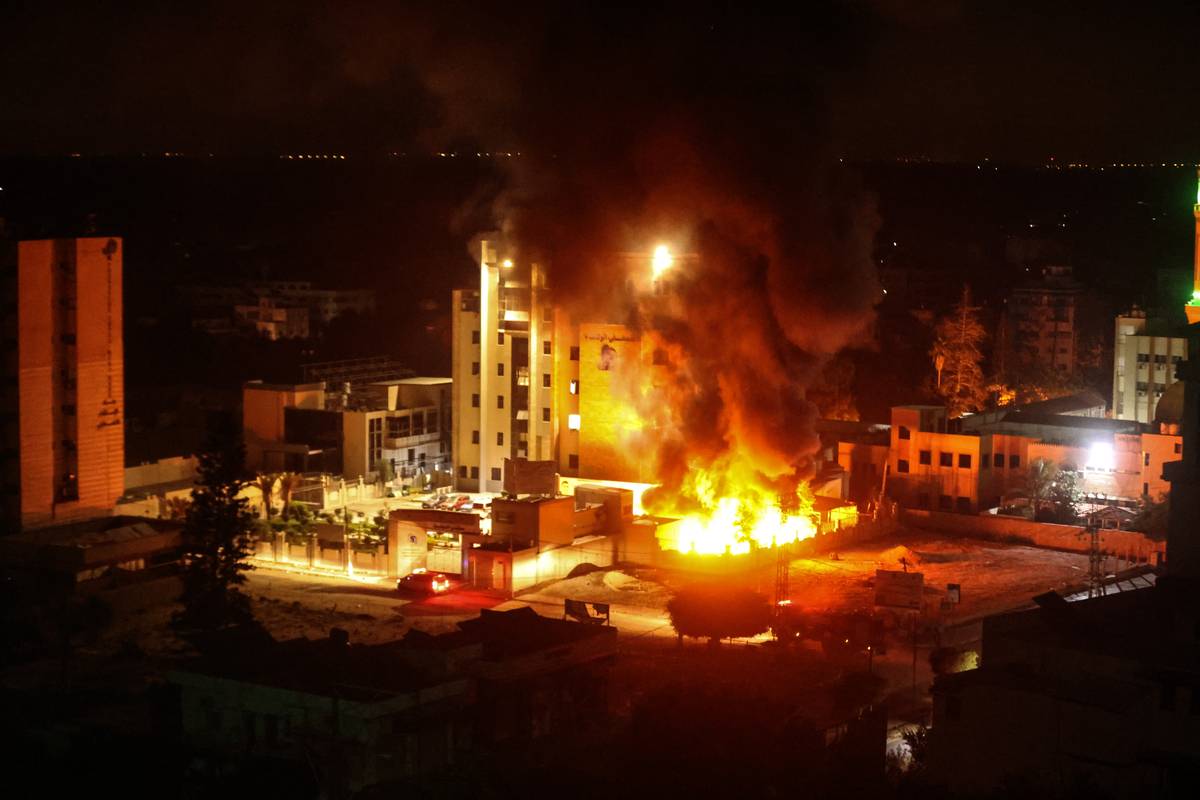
1004, 264, 1084, 376
2, 238, 124, 530
451, 241, 651, 493
1113, 309, 1187, 423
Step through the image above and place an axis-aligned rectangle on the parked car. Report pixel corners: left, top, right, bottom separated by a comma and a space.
397, 570, 451, 595
450, 495, 473, 510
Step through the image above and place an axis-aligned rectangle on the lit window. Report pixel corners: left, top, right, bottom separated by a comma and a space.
568, 414, 581, 431
569, 379, 579, 395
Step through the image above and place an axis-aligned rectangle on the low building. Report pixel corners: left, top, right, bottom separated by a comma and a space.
171, 607, 617, 795
243, 377, 452, 484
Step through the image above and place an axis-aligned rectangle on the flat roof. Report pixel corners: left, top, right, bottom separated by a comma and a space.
244, 380, 325, 392
370, 376, 451, 386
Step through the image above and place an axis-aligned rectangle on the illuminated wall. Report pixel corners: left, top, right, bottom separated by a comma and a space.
576, 323, 647, 481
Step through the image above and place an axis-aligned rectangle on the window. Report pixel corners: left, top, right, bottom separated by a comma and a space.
497, 331, 505, 345
956, 497, 971, 513
1136, 353, 1149, 363
458, 465, 467, 478
491, 467, 501, 481
497, 363, 505, 376
959, 454, 972, 469
898, 426, 911, 440
412, 413, 425, 436
1143, 482, 1150, 496
497, 395, 505, 409
389, 416, 410, 438
1009, 454, 1021, 469
994, 453, 1004, 468
497, 432, 504, 446
939, 452, 953, 467
1144, 452, 1151, 467
897, 459, 909, 474
569, 346, 580, 361
471, 330, 480, 344
568, 413, 581, 430
919, 450, 931, 465
543, 340, 552, 355
569, 379, 579, 395
1176, 442, 1183, 455
939, 494, 953, 510
471, 361, 479, 375
471, 393, 479, 408
542, 407, 551, 422
543, 373, 551, 388
472, 430, 479, 444
470, 466, 479, 479
427, 410, 438, 433
568, 454, 579, 469
369, 417, 383, 469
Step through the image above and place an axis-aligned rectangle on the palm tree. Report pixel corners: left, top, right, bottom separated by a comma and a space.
278, 471, 304, 521
253, 473, 278, 520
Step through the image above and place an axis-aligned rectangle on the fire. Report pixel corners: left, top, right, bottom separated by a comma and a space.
656, 463, 817, 555
651, 244, 674, 279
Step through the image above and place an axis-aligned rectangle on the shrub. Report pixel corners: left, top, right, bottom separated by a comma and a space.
667, 583, 771, 646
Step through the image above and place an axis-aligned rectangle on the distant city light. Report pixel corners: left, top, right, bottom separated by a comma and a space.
651, 245, 674, 279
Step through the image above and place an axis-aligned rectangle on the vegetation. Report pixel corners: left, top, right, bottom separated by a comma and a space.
667, 584, 771, 646
278, 472, 303, 520
163, 495, 191, 521
1130, 494, 1169, 540
930, 285, 988, 417
174, 413, 256, 632
253, 473, 277, 520
1024, 458, 1082, 524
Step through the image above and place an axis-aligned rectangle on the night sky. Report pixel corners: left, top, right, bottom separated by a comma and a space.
3, 0, 1199, 163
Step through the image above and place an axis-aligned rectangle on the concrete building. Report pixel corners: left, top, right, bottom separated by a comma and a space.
878, 404, 1180, 513
232, 295, 310, 340
1, 237, 124, 531
1113, 308, 1187, 423
182, 280, 375, 339
243, 377, 451, 484
1005, 264, 1085, 376
451, 242, 649, 493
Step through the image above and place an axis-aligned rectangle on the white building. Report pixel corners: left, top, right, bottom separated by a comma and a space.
1112, 309, 1187, 423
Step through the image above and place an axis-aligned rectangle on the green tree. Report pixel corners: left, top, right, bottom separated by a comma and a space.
667, 584, 771, 647
1025, 458, 1081, 524
253, 473, 277, 520
174, 413, 256, 632
931, 286, 988, 417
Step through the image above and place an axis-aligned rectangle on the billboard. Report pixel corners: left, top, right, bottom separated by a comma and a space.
503, 457, 558, 496
874, 569, 924, 610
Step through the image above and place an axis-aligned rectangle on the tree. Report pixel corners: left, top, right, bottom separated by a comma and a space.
1025, 458, 1081, 524
667, 584, 771, 647
930, 286, 987, 417
278, 472, 303, 520
1131, 494, 1169, 540
163, 495, 190, 521
174, 413, 256, 632
253, 473, 277, 520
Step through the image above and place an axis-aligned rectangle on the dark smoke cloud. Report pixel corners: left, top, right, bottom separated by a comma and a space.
403, 4, 884, 495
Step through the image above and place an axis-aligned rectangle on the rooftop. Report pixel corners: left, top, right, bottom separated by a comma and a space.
370, 376, 451, 386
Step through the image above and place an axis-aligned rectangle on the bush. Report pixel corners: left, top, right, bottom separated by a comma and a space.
667, 583, 771, 646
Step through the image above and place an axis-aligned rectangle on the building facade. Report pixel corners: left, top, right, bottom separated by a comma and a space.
2, 238, 124, 530
1005, 264, 1085, 376
1112, 309, 1188, 423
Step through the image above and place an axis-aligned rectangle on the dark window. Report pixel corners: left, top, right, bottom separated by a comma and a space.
412, 413, 425, 436
491, 467, 501, 481
471, 361, 479, 375
470, 466, 479, 479
897, 459, 909, 474
919, 450, 931, 465
898, 426, 911, 440
1136, 353, 1149, 363
568, 454, 579, 469
543, 373, 551, 388
497, 395, 505, 409
471, 393, 479, 408
955, 497, 971, 513
1143, 482, 1149, 496
471, 330, 480, 344
407, 448, 415, 462
543, 340, 552, 355
570, 346, 580, 361
1009, 454, 1021, 469
497, 331, 505, 345
994, 453, 1004, 468
369, 418, 383, 469
1176, 443, 1183, 455
497, 432, 504, 446
497, 363, 505, 376
939, 494, 953, 510
1144, 452, 1151, 466
458, 465, 467, 478
542, 407, 551, 422
939, 452, 953, 467
959, 454, 972, 469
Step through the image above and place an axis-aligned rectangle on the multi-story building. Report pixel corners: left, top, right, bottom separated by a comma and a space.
451, 242, 650, 493
879, 404, 1180, 513
1, 237, 124, 531
1113, 308, 1188, 423
243, 377, 451, 483
1004, 264, 1084, 376
182, 280, 375, 339
233, 296, 310, 340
